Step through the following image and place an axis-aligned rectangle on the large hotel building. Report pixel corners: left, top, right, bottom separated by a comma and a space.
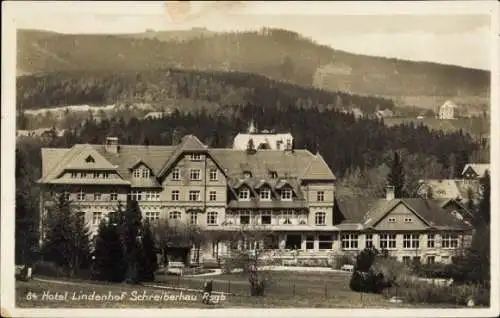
38, 131, 473, 266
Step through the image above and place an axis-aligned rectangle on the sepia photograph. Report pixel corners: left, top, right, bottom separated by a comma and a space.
1, 1, 498, 317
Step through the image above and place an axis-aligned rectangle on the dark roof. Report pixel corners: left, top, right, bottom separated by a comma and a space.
335, 197, 472, 230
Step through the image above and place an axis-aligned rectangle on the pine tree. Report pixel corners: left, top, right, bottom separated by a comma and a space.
387, 151, 405, 198
137, 222, 158, 282
42, 194, 91, 277
92, 217, 127, 282
122, 199, 143, 283
478, 171, 490, 224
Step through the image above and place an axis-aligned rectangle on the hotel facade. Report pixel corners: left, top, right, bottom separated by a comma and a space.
37, 135, 472, 266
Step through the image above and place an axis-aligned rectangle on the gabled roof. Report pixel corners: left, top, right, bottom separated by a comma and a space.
441, 100, 457, 109
461, 163, 490, 177
335, 197, 472, 230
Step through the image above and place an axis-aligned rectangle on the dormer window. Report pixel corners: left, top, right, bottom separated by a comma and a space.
133, 169, 141, 178
85, 155, 95, 163
190, 153, 202, 161
243, 171, 252, 178
142, 168, 150, 178
269, 171, 278, 179
281, 188, 292, 201
260, 188, 271, 201
239, 188, 250, 201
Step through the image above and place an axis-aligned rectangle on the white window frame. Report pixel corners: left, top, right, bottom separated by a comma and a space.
92, 212, 103, 225
80, 172, 87, 178
318, 235, 333, 250
260, 210, 272, 225
365, 234, 373, 248
145, 211, 160, 222
110, 191, 118, 201
315, 212, 326, 225
189, 190, 200, 202
317, 191, 325, 202
403, 234, 420, 249
239, 211, 251, 225
169, 211, 182, 220
70, 172, 78, 178
281, 188, 292, 201
172, 168, 180, 181
93, 192, 101, 201
239, 188, 250, 201
427, 256, 435, 264
209, 190, 217, 201
209, 168, 218, 181
305, 235, 315, 250
77, 189, 86, 201
207, 211, 218, 225
171, 190, 180, 201
142, 168, 150, 178
93, 172, 100, 178
442, 233, 459, 249
189, 212, 198, 225
189, 169, 201, 181
190, 153, 202, 161
380, 233, 397, 249
260, 188, 271, 201
133, 169, 141, 178
341, 233, 359, 250
404, 217, 413, 223
102, 172, 110, 179
427, 233, 435, 248
388, 217, 396, 223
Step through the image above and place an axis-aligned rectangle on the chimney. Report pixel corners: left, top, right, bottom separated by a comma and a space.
385, 185, 395, 201
105, 136, 119, 153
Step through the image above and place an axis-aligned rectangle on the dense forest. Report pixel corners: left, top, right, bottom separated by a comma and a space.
19, 104, 480, 182
16, 68, 395, 113
17, 28, 490, 98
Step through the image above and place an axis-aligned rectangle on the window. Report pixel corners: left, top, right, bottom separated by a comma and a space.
189, 212, 198, 225
85, 155, 95, 163
442, 233, 459, 248
169, 211, 181, 220
317, 191, 325, 202
427, 256, 435, 265
260, 188, 271, 200
403, 234, 420, 249
93, 172, 100, 178
94, 192, 101, 201
404, 217, 413, 223
77, 189, 86, 201
172, 168, 180, 180
189, 190, 200, 201
209, 168, 218, 181
145, 212, 160, 222
189, 169, 201, 181
102, 172, 110, 179
261, 211, 271, 225
63, 192, 71, 201
243, 171, 252, 178
92, 212, 103, 225
209, 191, 217, 201
171, 190, 180, 201
388, 217, 396, 223
402, 256, 411, 265
190, 153, 202, 161
365, 234, 373, 248
380, 234, 397, 249
239, 188, 250, 200
315, 212, 326, 225
318, 235, 333, 250
71, 172, 78, 178
142, 168, 150, 178
269, 171, 278, 179
129, 190, 142, 201
207, 212, 218, 225
281, 188, 292, 201
427, 234, 435, 248
306, 235, 314, 250
133, 169, 141, 178
80, 172, 87, 178
240, 211, 250, 225
341, 234, 359, 250
110, 191, 118, 201
281, 210, 294, 225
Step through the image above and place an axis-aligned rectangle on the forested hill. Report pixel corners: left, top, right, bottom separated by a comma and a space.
16, 68, 395, 113
17, 28, 489, 98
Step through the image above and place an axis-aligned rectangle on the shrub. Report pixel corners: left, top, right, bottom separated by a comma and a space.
332, 254, 355, 270
413, 263, 451, 279
33, 261, 67, 277
354, 247, 379, 271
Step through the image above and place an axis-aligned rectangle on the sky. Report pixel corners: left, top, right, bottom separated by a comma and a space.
6, 1, 497, 70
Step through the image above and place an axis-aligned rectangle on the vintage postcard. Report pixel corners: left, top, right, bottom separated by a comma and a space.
1, 1, 499, 317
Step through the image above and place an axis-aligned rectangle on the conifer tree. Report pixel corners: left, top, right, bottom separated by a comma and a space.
42, 194, 91, 277
387, 151, 405, 198
137, 221, 158, 282
122, 199, 143, 283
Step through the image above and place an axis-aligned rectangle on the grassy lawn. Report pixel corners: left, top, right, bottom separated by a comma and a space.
15, 271, 465, 308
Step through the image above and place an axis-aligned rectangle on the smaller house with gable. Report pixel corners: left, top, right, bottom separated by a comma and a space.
438, 100, 457, 120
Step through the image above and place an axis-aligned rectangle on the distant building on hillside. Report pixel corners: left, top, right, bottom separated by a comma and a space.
143, 109, 173, 120
438, 100, 457, 120
461, 163, 490, 180
374, 109, 394, 120
232, 121, 294, 151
